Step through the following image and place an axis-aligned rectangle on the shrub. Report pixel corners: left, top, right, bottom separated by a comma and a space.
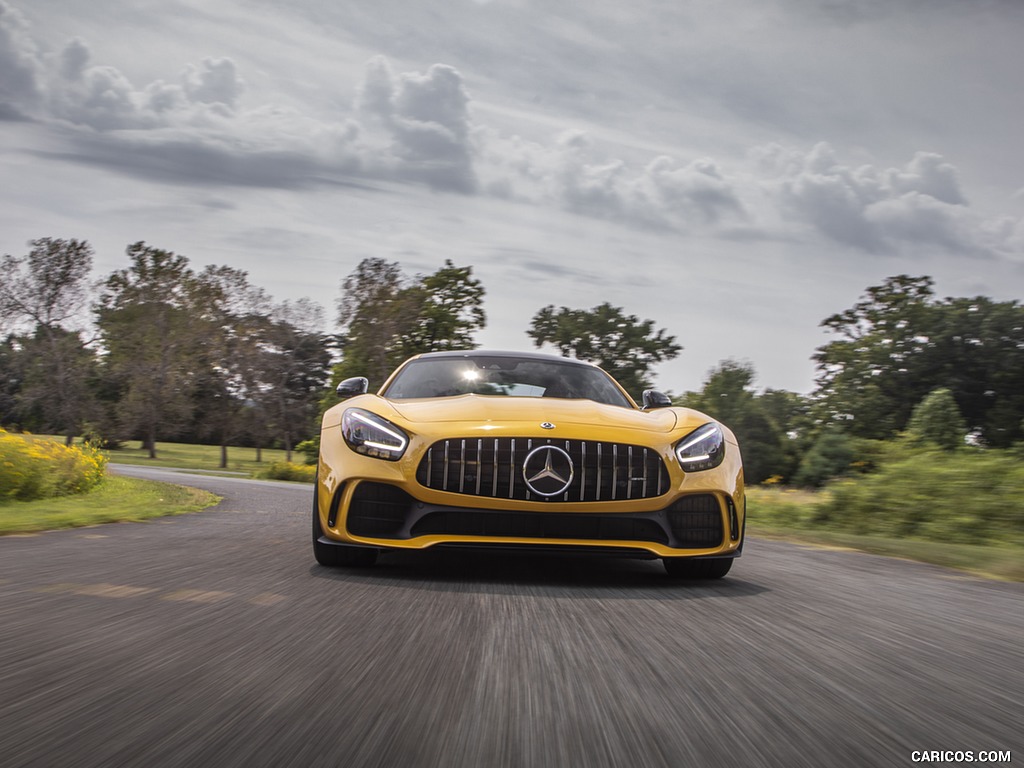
256, 461, 316, 483
793, 427, 854, 488
746, 487, 822, 529
906, 388, 967, 450
815, 448, 1024, 545
293, 438, 320, 465
0, 429, 108, 503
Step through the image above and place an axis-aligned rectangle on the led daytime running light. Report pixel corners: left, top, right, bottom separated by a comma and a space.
342, 409, 409, 460
674, 423, 725, 472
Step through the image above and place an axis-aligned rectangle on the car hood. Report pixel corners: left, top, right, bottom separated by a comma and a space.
386, 395, 680, 434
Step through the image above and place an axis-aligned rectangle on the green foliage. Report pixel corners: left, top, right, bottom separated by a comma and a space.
0, 238, 98, 441
294, 438, 319, 465
814, 275, 1024, 446
326, 257, 487, 409
0, 237, 94, 333
792, 427, 855, 488
404, 260, 486, 354
746, 487, 823, 528
906, 387, 967, 450
527, 302, 681, 399
94, 243, 209, 456
0, 429, 107, 503
255, 461, 316, 482
814, 447, 1024, 545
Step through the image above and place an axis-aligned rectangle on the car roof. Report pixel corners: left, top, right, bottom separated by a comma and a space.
411, 349, 599, 367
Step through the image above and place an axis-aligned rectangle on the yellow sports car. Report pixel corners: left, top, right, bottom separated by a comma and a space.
314, 350, 744, 578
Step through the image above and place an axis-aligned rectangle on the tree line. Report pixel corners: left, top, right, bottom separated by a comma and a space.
2, 237, 1022, 482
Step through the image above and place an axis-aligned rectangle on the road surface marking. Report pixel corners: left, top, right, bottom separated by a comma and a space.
248, 593, 287, 606
163, 589, 234, 604
33, 582, 157, 598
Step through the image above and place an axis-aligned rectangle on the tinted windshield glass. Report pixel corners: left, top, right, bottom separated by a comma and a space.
383, 357, 632, 408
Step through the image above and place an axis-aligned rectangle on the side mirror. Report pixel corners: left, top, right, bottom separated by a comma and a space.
336, 377, 369, 399
642, 390, 672, 410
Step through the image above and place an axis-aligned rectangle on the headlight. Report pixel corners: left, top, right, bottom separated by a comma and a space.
341, 408, 409, 461
674, 423, 725, 472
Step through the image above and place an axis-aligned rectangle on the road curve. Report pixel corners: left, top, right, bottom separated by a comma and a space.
1, 466, 1020, 768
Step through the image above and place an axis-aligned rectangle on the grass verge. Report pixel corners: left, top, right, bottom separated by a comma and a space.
25, 434, 301, 476
0, 475, 221, 535
747, 487, 1024, 582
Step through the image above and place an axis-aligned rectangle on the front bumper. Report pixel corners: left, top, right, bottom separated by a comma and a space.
318, 477, 744, 559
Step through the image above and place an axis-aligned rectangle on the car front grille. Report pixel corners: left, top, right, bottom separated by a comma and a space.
415, 437, 670, 503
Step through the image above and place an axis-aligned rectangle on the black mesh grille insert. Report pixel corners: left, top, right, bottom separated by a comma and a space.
410, 510, 670, 545
415, 437, 669, 502
345, 483, 414, 538
667, 494, 725, 548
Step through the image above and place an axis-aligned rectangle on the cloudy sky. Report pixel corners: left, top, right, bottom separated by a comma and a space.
2, 0, 1023, 394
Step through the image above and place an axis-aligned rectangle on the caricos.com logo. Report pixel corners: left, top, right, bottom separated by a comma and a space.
911, 751, 1012, 764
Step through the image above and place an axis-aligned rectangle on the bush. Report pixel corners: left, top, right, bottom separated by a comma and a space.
256, 461, 316, 483
793, 427, 854, 488
815, 448, 1024, 545
0, 429, 108, 503
906, 388, 967, 450
747, 487, 823, 529
293, 438, 319, 465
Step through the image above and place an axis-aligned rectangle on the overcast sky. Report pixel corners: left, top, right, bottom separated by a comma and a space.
2, 0, 1023, 394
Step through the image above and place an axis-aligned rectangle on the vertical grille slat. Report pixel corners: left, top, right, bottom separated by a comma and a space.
475, 439, 483, 496
416, 437, 670, 503
491, 439, 499, 497
580, 442, 587, 502
622, 444, 630, 505
509, 439, 517, 499
459, 439, 467, 493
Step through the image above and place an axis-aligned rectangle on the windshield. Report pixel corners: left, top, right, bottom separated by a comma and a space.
382, 356, 633, 408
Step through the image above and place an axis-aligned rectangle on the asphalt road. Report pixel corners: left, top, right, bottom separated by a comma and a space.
1, 466, 1020, 768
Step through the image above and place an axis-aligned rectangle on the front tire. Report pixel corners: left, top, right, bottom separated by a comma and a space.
312, 477, 379, 568
663, 557, 732, 579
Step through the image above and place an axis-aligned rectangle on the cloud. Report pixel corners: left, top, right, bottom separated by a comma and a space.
2, 0, 1020, 261
761, 142, 1013, 256
0, 1, 43, 117
354, 56, 478, 192
182, 58, 244, 108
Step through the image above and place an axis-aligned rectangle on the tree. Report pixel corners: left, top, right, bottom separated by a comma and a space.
0, 335, 24, 427
335, 258, 414, 387
813, 275, 1024, 446
94, 242, 211, 458
13, 326, 99, 441
906, 388, 967, 451
399, 259, 486, 355
814, 275, 937, 439
331, 257, 487, 392
527, 302, 681, 399
255, 299, 332, 462
928, 297, 1024, 448
0, 238, 97, 443
188, 266, 271, 468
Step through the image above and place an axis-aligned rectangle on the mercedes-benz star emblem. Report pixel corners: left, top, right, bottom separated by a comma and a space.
522, 445, 574, 497
540, 422, 555, 430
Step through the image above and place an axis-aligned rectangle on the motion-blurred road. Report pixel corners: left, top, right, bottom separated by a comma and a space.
1, 465, 1020, 768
